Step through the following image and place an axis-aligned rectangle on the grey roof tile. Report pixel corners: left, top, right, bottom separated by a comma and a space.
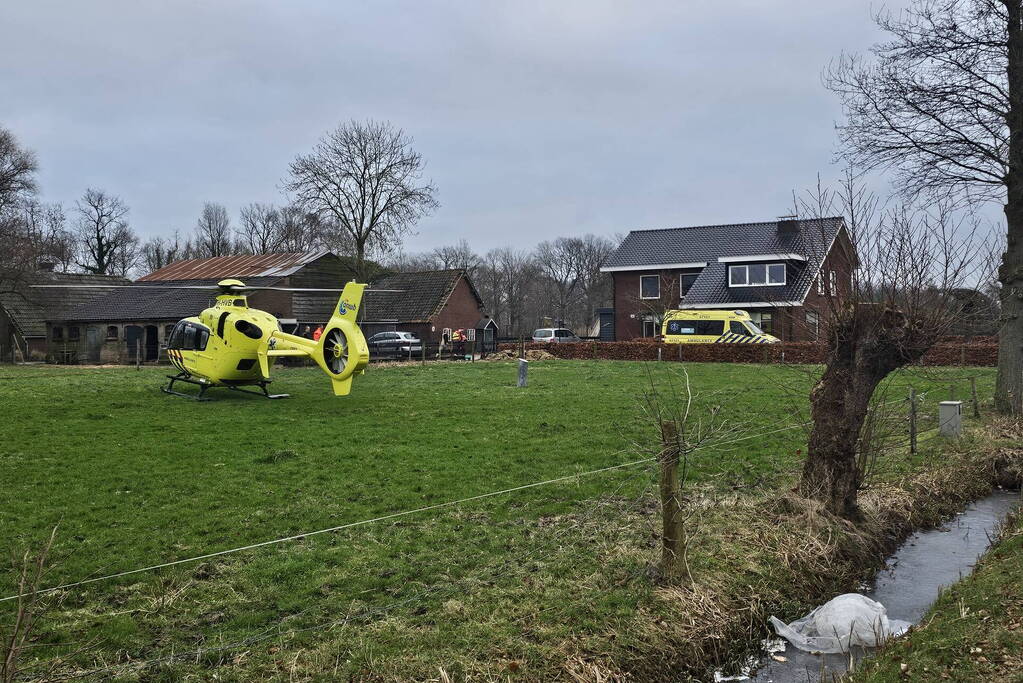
604, 217, 845, 306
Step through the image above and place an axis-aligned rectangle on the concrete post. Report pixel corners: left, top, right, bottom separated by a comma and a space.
517, 358, 528, 388
939, 401, 963, 438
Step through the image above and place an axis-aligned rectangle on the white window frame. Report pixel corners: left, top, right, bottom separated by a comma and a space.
641, 317, 658, 337
728, 263, 786, 288
829, 270, 838, 294
639, 275, 660, 300
817, 269, 825, 295
806, 310, 820, 339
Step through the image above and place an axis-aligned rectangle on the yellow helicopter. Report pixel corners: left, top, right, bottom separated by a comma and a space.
37, 278, 383, 400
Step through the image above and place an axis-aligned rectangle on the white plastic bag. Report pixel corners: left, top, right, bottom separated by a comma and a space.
770, 593, 910, 654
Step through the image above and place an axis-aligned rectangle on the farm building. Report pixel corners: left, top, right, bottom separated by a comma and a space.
600, 217, 855, 341
361, 269, 491, 347
0, 266, 129, 362
43, 253, 490, 363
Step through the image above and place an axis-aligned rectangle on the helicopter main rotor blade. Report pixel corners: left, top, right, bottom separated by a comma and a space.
240, 287, 407, 293
31, 284, 220, 290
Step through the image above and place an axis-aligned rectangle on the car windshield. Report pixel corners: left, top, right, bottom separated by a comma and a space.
534, 329, 553, 337
745, 321, 765, 335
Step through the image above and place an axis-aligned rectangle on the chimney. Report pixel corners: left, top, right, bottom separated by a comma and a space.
777, 216, 800, 234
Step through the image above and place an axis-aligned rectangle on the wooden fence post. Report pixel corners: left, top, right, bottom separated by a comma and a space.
909, 387, 918, 455
421, 339, 426, 366
970, 376, 980, 418
659, 420, 682, 580
136, 339, 141, 371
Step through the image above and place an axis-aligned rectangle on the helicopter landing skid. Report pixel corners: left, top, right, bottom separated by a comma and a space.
162, 373, 213, 401
224, 380, 289, 400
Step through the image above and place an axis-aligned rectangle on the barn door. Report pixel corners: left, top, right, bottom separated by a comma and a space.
85, 326, 102, 363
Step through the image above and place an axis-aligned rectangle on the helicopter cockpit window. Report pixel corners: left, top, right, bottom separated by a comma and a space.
234, 319, 263, 340
167, 321, 211, 351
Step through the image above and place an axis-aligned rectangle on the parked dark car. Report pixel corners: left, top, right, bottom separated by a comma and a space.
367, 331, 423, 357
532, 328, 581, 343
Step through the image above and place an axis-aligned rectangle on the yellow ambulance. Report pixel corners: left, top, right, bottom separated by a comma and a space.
660, 309, 779, 344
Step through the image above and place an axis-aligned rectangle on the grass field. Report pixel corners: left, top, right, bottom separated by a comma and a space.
0, 359, 997, 680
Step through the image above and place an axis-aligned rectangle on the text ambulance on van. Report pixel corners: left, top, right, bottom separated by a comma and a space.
660, 309, 780, 344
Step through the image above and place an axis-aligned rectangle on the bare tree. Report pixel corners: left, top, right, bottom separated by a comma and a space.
193, 202, 232, 258
238, 202, 283, 254
825, 0, 1022, 414
497, 247, 539, 335
430, 239, 482, 277
277, 204, 320, 253
286, 119, 438, 278
535, 237, 584, 328
796, 173, 992, 517
0, 127, 37, 216
140, 231, 190, 274
74, 189, 136, 275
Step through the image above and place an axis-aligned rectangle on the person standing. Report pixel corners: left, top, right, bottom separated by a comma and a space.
313, 325, 323, 341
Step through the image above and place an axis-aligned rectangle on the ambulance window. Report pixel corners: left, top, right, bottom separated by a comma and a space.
666, 320, 696, 335
730, 321, 751, 335
696, 320, 724, 335
746, 320, 765, 335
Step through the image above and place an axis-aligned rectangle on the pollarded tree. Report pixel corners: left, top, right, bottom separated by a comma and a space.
286, 120, 438, 279
796, 173, 993, 518
826, 0, 1023, 414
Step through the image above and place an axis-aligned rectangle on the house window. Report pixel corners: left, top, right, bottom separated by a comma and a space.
106, 326, 118, 340
817, 270, 825, 295
728, 263, 786, 287
52, 326, 64, 340
68, 326, 80, 341
641, 318, 658, 337
679, 272, 699, 297
806, 310, 820, 340
640, 275, 660, 299
829, 270, 838, 295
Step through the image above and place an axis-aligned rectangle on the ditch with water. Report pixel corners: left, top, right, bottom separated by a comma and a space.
719, 490, 1021, 683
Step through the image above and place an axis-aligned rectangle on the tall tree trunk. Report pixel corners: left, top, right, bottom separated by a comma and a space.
998, 0, 1023, 416
799, 306, 931, 518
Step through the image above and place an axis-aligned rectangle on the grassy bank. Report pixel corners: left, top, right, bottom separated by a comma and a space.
0, 361, 1003, 680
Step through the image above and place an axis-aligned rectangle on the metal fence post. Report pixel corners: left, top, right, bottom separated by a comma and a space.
909, 387, 918, 455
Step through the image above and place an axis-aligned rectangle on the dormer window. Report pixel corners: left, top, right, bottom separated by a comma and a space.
728, 263, 786, 287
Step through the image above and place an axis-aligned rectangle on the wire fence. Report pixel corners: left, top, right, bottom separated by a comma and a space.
2, 370, 994, 678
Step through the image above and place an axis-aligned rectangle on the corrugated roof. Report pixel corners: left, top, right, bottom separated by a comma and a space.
603, 217, 846, 306
363, 270, 482, 323
0, 272, 130, 337
138, 250, 332, 281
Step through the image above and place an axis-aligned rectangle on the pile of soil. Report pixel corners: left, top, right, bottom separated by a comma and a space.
483, 349, 556, 362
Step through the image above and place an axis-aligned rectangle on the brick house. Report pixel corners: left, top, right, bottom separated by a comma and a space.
360, 269, 488, 345
600, 217, 855, 341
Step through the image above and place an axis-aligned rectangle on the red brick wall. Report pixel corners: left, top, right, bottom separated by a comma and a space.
427, 276, 485, 344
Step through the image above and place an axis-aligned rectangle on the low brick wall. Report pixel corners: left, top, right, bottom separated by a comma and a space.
497, 341, 998, 367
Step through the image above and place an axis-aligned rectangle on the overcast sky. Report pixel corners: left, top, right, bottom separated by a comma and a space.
1, 1, 918, 254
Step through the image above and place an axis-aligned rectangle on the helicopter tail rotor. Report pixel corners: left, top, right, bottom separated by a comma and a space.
313, 281, 370, 395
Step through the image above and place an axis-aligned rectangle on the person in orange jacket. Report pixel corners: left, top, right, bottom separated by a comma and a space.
312, 325, 323, 341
